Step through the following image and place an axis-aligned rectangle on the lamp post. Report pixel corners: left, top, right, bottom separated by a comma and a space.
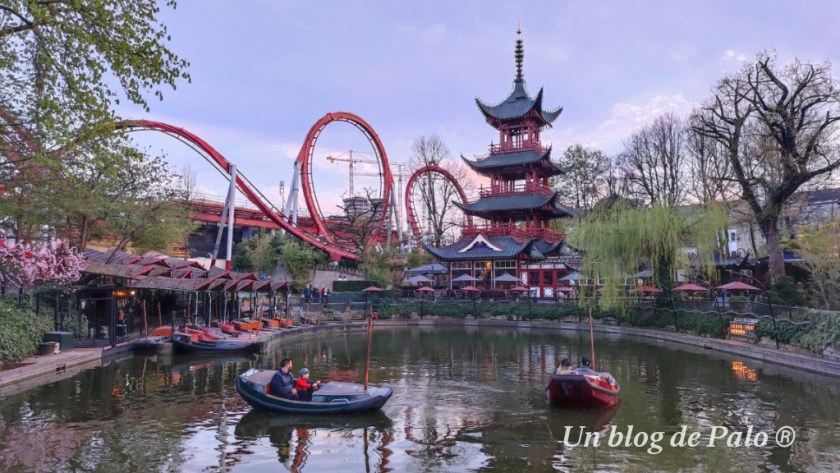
728, 270, 778, 349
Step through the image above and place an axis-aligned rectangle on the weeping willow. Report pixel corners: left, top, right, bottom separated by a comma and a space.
568, 199, 729, 311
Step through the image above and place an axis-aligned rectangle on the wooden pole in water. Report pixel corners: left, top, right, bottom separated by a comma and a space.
588, 307, 596, 370
157, 301, 163, 328
142, 300, 148, 337
364, 316, 373, 390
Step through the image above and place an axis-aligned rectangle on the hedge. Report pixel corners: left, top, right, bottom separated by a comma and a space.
0, 297, 54, 369
332, 280, 375, 292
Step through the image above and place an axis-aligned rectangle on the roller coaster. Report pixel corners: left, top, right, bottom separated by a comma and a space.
0, 108, 470, 262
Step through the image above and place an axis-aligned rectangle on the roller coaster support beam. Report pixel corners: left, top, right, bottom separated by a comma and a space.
284, 161, 300, 226
225, 164, 237, 270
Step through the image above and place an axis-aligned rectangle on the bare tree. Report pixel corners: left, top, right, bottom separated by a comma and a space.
619, 112, 688, 207
684, 124, 739, 204
692, 52, 840, 280
408, 135, 474, 245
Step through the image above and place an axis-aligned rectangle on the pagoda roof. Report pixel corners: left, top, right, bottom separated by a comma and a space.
453, 192, 577, 218
462, 147, 571, 178
424, 234, 536, 261
533, 239, 564, 257
476, 80, 562, 128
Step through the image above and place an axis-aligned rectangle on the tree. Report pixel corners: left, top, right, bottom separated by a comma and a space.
787, 218, 840, 310
0, 0, 189, 246
408, 135, 474, 245
570, 200, 729, 311
619, 113, 688, 207
684, 124, 738, 204
692, 52, 840, 281
41, 135, 195, 256
553, 144, 609, 213
0, 238, 85, 290
275, 234, 326, 289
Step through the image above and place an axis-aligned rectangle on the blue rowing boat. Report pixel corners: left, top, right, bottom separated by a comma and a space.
236, 368, 393, 415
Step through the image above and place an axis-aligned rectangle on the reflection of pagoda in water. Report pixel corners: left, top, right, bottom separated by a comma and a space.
426, 27, 578, 296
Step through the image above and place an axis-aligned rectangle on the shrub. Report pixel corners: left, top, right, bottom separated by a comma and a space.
729, 295, 747, 311
333, 280, 375, 292
0, 297, 54, 368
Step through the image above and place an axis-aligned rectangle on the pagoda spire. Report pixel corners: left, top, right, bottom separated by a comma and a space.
515, 23, 524, 82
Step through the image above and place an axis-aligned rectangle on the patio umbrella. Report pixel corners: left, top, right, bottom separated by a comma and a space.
494, 273, 521, 283
452, 274, 480, 282
406, 275, 434, 285
416, 286, 435, 293
510, 285, 529, 292
674, 283, 709, 292
362, 286, 382, 318
634, 269, 654, 278
556, 286, 576, 292
716, 281, 761, 292
559, 272, 581, 282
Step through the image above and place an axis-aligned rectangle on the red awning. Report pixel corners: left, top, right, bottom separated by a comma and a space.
674, 283, 709, 292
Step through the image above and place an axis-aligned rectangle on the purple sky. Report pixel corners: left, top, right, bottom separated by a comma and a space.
120, 0, 840, 219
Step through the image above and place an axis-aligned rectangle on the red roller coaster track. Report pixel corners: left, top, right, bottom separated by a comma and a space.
115, 119, 362, 261
2, 108, 392, 261
296, 112, 394, 246
404, 163, 472, 240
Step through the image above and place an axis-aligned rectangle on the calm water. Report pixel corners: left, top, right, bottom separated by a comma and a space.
1, 326, 839, 472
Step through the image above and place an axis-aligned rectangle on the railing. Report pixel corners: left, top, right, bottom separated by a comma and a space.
488, 141, 543, 154
478, 182, 555, 198
461, 223, 564, 241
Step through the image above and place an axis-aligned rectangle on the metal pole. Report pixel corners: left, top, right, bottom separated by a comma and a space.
210, 197, 231, 268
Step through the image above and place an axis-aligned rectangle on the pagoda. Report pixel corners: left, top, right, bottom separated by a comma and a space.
425, 27, 578, 297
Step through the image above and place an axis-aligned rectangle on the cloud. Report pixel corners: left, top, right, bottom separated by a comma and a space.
722, 49, 748, 62
545, 94, 693, 154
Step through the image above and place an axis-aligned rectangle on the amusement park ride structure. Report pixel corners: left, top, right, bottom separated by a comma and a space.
0, 106, 471, 266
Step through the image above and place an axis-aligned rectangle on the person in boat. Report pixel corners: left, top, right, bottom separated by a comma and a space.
294, 368, 321, 401
577, 356, 599, 375
269, 358, 299, 400
555, 357, 574, 375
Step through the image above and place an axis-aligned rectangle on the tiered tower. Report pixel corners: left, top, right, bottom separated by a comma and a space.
426, 27, 577, 295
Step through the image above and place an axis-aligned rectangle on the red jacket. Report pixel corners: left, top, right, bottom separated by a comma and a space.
295, 377, 315, 391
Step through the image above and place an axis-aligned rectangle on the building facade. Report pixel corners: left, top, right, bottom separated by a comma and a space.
425, 28, 578, 297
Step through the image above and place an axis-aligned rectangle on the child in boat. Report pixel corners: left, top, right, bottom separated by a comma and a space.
295, 368, 320, 401
555, 357, 574, 375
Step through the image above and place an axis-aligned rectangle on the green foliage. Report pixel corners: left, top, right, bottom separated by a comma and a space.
406, 250, 434, 270
787, 218, 840, 310
276, 234, 326, 286
570, 200, 729, 311
794, 310, 840, 354
553, 144, 609, 212
755, 318, 807, 346
360, 249, 403, 289
0, 298, 54, 368
729, 295, 747, 311
767, 275, 806, 307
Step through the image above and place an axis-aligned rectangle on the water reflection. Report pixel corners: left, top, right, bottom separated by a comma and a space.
0, 327, 839, 472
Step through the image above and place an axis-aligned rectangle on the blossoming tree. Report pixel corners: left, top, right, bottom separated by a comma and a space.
0, 239, 86, 291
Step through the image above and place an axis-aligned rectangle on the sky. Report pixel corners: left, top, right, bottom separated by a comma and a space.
120, 0, 840, 221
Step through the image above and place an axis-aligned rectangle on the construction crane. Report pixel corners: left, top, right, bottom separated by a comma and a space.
325, 150, 380, 198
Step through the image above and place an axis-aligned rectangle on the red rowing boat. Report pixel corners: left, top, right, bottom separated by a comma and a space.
546, 369, 620, 408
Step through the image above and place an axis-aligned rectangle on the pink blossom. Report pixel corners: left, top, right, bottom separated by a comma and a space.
0, 239, 86, 288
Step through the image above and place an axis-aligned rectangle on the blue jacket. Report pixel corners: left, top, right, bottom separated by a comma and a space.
269, 370, 296, 399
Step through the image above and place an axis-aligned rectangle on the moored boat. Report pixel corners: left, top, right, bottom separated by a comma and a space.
236, 368, 393, 415
546, 368, 620, 408
171, 332, 259, 354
